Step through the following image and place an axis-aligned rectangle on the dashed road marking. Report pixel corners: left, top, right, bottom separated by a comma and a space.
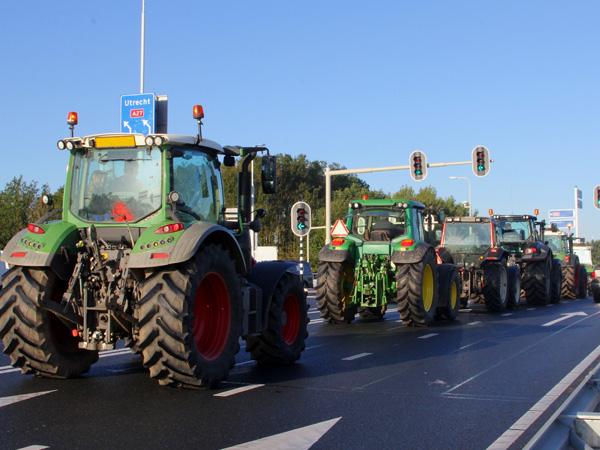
342, 353, 372, 361
418, 333, 438, 339
214, 384, 264, 397
0, 390, 57, 408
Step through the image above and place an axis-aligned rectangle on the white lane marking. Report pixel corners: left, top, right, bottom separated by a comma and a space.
418, 333, 438, 339
309, 318, 324, 324
0, 366, 20, 375
501, 313, 513, 317
221, 417, 341, 450
0, 390, 57, 408
98, 348, 131, 358
486, 343, 600, 450
342, 353, 372, 361
542, 311, 588, 327
468, 321, 481, 326
214, 384, 264, 397
17, 446, 49, 450
526, 308, 536, 311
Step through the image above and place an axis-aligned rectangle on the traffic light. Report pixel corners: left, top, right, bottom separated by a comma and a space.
594, 185, 600, 210
291, 201, 311, 236
409, 151, 427, 181
472, 146, 490, 177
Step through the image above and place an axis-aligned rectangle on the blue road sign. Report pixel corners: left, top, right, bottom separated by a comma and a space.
549, 219, 575, 229
548, 209, 574, 219
120, 93, 155, 134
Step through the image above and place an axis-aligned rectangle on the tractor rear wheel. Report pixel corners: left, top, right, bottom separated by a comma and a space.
482, 262, 508, 311
436, 264, 460, 321
316, 261, 356, 323
506, 266, 521, 309
561, 264, 579, 300
136, 244, 242, 388
245, 272, 308, 364
522, 258, 552, 305
396, 252, 438, 327
0, 267, 98, 378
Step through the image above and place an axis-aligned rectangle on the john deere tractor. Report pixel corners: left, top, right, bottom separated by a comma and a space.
492, 213, 562, 305
316, 198, 460, 327
0, 106, 309, 388
437, 216, 520, 311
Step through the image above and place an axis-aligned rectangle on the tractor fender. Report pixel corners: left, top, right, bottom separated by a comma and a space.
318, 245, 351, 263
391, 242, 433, 264
128, 222, 246, 275
1, 224, 79, 280
482, 247, 509, 263
436, 246, 455, 264
521, 242, 552, 263
565, 253, 580, 267
247, 260, 300, 328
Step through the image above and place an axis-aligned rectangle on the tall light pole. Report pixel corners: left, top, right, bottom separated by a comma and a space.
450, 176, 472, 217
140, 0, 146, 93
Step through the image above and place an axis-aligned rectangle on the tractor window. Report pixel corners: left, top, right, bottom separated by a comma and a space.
545, 235, 565, 253
443, 222, 491, 254
497, 218, 532, 242
70, 148, 162, 223
171, 148, 224, 223
351, 209, 406, 241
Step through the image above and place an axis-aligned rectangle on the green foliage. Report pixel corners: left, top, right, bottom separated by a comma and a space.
0, 176, 61, 249
388, 184, 468, 217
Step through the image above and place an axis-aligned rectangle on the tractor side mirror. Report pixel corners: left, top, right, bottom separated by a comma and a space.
261, 156, 277, 194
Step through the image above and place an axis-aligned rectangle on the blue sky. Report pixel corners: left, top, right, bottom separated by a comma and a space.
1, 1, 598, 239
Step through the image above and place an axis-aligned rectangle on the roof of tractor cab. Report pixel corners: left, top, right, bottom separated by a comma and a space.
59, 133, 232, 156
349, 198, 426, 210
445, 216, 493, 224
492, 214, 537, 221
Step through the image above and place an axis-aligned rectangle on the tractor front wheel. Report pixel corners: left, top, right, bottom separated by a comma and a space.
0, 267, 98, 378
245, 272, 308, 364
136, 244, 242, 388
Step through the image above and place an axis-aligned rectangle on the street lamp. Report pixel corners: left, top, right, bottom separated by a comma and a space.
450, 176, 472, 217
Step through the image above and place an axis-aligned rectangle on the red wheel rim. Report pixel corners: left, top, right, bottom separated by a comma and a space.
193, 272, 230, 361
281, 294, 300, 345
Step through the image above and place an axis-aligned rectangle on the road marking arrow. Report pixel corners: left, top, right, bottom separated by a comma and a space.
221, 417, 341, 450
0, 390, 57, 408
542, 311, 588, 327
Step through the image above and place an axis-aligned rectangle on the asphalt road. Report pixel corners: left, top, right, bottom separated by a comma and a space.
2, 293, 600, 450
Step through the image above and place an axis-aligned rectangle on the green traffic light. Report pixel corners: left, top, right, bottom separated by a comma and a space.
478, 164, 485, 171
415, 169, 422, 175
297, 223, 306, 230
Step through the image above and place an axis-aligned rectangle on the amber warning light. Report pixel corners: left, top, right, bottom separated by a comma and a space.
67, 112, 78, 126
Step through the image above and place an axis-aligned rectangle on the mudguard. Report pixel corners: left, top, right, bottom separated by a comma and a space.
128, 221, 246, 274
391, 241, 433, 264
248, 260, 302, 328
0, 223, 80, 280
521, 242, 552, 263
318, 245, 351, 263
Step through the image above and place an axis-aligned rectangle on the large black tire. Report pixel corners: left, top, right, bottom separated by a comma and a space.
506, 266, 521, 309
245, 272, 309, 364
396, 251, 438, 327
550, 259, 562, 304
561, 264, 579, 300
136, 244, 242, 388
436, 264, 460, 321
482, 262, 508, 312
0, 267, 98, 378
522, 258, 552, 305
593, 285, 600, 303
315, 261, 356, 323
577, 266, 588, 299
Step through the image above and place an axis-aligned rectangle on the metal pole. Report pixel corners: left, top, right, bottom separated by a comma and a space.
325, 166, 332, 244
140, 0, 146, 93
450, 176, 472, 216
575, 186, 580, 237
299, 236, 304, 286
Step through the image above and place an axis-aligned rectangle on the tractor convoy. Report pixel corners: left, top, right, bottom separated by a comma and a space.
0, 103, 597, 389
0, 107, 309, 388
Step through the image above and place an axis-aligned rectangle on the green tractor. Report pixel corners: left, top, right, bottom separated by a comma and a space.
492, 214, 562, 305
0, 106, 309, 388
316, 198, 460, 327
544, 228, 588, 299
